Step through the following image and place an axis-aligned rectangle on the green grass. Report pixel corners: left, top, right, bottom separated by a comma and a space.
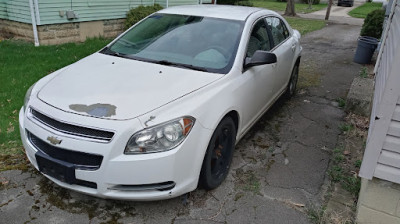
359, 66, 368, 78
339, 123, 354, 133
252, 0, 327, 14
337, 97, 346, 108
0, 38, 110, 155
285, 17, 326, 35
329, 147, 361, 198
348, 2, 383, 18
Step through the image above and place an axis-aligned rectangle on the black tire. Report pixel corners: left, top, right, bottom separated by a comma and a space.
285, 62, 299, 99
199, 117, 236, 190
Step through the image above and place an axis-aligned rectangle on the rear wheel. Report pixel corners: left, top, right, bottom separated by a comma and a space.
199, 117, 236, 190
285, 63, 299, 99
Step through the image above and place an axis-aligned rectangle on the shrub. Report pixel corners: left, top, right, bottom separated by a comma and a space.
217, 0, 237, 4
360, 9, 385, 38
218, 0, 253, 6
125, 4, 163, 30
236, 1, 254, 6
301, 0, 320, 5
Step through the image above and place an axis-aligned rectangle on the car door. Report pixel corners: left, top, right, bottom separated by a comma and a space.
265, 17, 296, 95
240, 18, 277, 132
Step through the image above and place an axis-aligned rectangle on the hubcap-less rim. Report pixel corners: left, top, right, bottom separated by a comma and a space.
290, 66, 298, 95
210, 126, 233, 181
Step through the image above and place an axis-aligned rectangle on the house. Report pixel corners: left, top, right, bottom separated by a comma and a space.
357, 0, 400, 223
0, 0, 202, 45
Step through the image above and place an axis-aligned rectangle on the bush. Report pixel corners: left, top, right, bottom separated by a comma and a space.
236, 1, 254, 6
301, 0, 320, 5
218, 0, 253, 6
360, 9, 385, 38
125, 4, 163, 30
276, 0, 287, 2
217, 0, 237, 4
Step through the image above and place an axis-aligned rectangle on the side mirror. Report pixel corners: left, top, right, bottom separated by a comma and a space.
244, 50, 277, 69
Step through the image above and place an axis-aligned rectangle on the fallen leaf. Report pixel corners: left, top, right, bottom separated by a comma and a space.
7, 122, 14, 133
0, 177, 9, 185
293, 203, 305, 207
343, 150, 351, 155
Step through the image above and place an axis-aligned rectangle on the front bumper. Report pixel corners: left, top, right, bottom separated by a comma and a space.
19, 103, 212, 200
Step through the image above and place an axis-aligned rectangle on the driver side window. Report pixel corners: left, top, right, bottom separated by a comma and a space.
246, 19, 272, 58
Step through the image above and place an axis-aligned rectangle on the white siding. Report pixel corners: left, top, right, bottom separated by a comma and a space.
369, 1, 400, 135
359, 0, 400, 183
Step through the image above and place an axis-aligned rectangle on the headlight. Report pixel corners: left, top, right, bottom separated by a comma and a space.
125, 116, 195, 154
23, 83, 36, 111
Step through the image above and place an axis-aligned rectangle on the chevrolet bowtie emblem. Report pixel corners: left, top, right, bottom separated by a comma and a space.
47, 136, 62, 145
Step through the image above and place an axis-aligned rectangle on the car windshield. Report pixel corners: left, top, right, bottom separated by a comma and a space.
103, 13, 244, 74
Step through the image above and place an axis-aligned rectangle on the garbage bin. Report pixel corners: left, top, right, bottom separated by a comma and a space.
353, 36, 379, 64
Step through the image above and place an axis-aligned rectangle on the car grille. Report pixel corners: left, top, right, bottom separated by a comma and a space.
27, 131, 103, 170
30, 108, 114, 142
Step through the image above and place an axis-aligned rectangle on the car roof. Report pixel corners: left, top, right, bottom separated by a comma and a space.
158, 5, 276, 21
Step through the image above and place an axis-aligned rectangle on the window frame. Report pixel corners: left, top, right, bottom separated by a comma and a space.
264, 16, 292, 51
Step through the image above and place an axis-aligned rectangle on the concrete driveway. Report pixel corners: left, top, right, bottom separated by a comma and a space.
299, 0, 365, 25
0, 23, 362, 224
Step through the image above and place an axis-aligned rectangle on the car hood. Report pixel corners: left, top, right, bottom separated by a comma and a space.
38, 53, 223, 120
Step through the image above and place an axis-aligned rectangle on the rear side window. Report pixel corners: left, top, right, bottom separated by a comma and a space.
265, 17, 290, 48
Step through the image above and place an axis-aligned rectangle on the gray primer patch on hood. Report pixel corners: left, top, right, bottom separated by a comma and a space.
69, 103, 117, 118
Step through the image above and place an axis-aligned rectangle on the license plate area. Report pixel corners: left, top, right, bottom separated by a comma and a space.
35, 151, 76, 184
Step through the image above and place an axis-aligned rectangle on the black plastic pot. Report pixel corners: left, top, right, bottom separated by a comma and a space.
353, 36, 379, 64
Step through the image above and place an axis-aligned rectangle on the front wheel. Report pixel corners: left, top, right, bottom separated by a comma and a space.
285, 63, 299, 99
199, 117, 236, 190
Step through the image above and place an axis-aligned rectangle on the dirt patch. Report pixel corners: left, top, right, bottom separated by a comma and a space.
298, 61, 321, 89
0, 153, 30, 172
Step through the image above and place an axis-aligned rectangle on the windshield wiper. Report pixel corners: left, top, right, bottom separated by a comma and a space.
154, 60, 208, 72
100, 47, 131, 59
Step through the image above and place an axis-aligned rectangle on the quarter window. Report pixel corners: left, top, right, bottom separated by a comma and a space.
246, 19, 272, 58
265, 17, 289, 47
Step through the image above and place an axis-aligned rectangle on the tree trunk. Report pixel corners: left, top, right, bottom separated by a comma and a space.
325, 0, 333, 20
308, 0, 312, 9
284, 0, 296, 16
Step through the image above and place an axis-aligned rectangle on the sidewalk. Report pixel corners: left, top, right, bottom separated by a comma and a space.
296, 3, 364, 26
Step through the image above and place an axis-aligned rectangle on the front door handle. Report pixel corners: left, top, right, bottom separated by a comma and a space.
291, 44, 296, 52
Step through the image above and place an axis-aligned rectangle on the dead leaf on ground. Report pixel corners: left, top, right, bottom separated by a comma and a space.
7, 122, 14, 133
293, 203, 305, 207
0, 177, 9, 186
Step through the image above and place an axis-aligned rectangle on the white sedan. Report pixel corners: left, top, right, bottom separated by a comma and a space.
19, 5, 302, 200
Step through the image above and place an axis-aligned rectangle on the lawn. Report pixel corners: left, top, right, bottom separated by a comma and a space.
285, 17, 326, 35
0, 38, 110, 156
348, 2, 383, 18
252, 0, 327, 14
0, 17, 325, 159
